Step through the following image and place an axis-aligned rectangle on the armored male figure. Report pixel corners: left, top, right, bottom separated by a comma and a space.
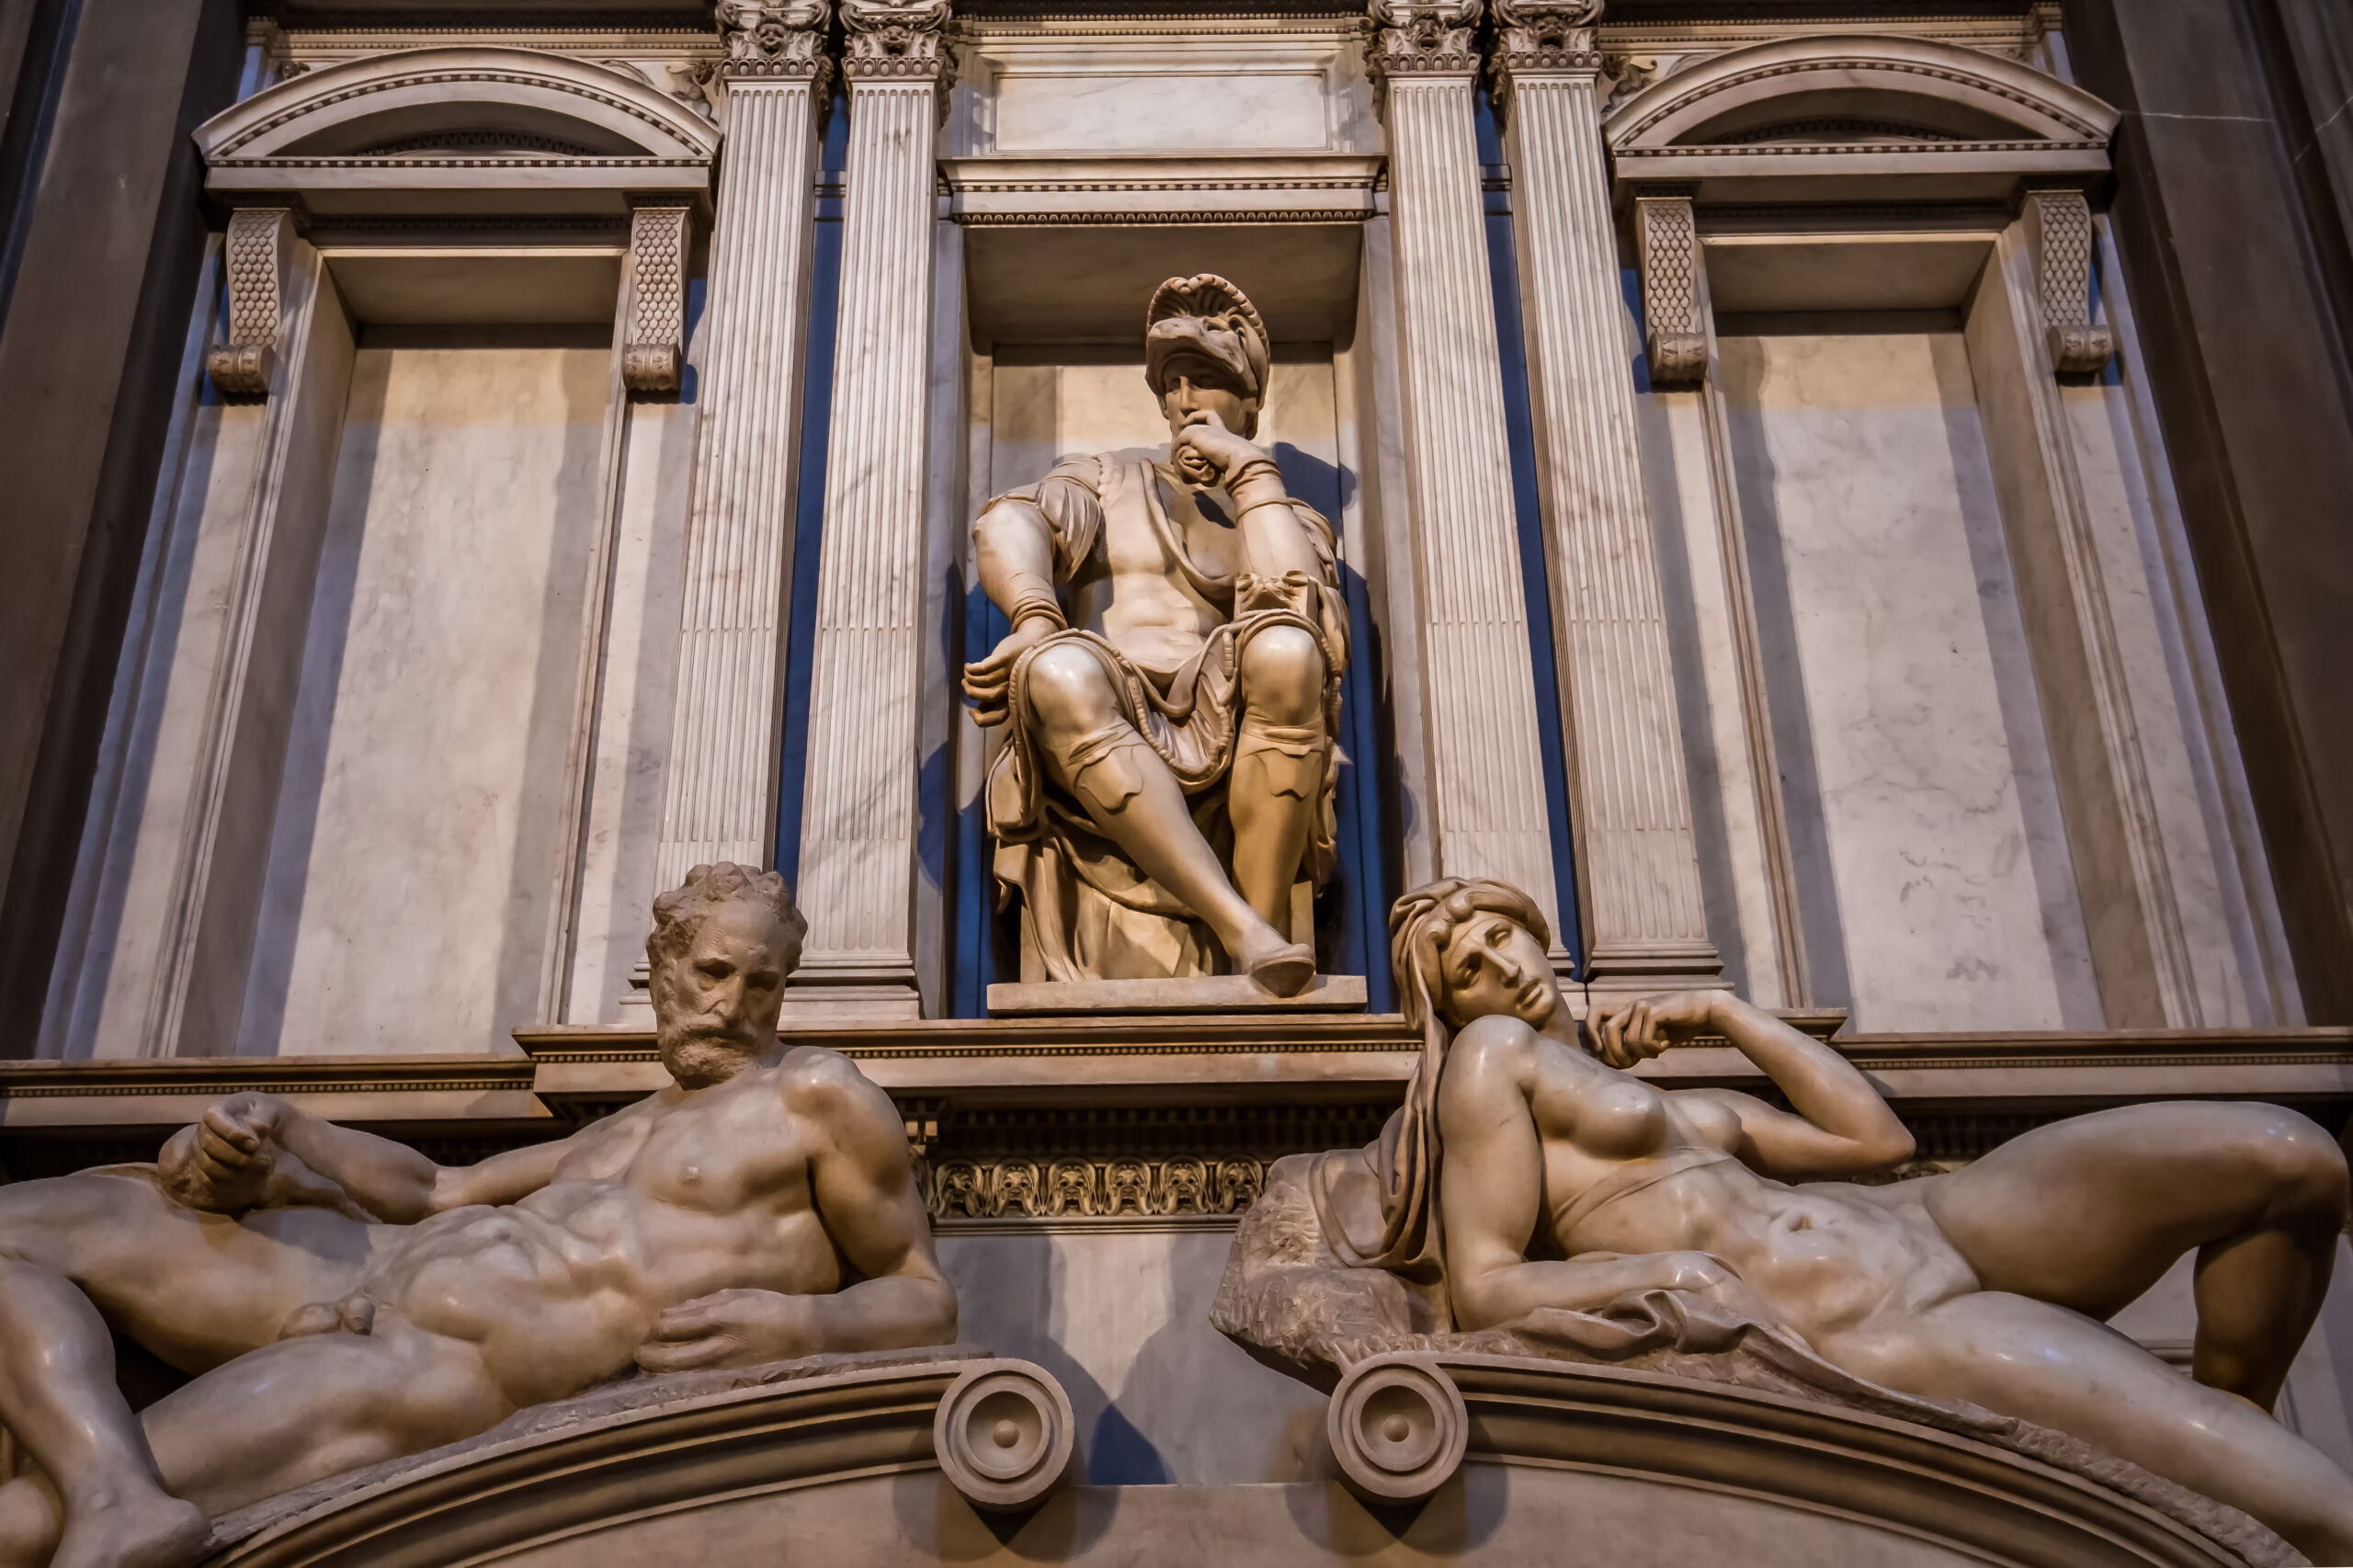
964, 275, 1348, 994
0, 864, 954, 1568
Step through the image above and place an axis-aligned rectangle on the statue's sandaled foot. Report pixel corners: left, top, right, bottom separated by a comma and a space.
1244, 939, 1316, 998
51, 1492, 209, 1568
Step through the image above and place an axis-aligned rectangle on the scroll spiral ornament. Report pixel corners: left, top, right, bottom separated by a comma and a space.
1326, 1354, 1469, 1504
934, 1363, 1076, 1512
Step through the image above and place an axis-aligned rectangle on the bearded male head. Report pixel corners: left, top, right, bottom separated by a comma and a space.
645, 862, 809, 1087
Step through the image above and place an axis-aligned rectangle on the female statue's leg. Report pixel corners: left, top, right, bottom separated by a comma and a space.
1920, 1100, 2347, 1407
1825, 1289, 2353, 1562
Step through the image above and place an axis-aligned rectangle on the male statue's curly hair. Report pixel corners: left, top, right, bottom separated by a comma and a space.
646, 862, 809, 975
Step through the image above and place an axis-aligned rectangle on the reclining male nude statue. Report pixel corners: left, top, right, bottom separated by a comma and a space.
0, 862, 956, 1568
1301, 876, 2353, 1560
962, 273, 1347, 994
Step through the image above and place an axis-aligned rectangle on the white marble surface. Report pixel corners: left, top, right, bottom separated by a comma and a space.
1718, 326, 2099, 1031
995, 70, 1332, 154
948, 30, 1376, 160
241, 336, 611, 1054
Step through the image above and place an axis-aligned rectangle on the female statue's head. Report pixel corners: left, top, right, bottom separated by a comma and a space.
1390, 877, 1561, 1044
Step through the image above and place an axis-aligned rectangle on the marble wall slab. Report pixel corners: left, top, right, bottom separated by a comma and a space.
938, 1228, 1325, 1484
239, 334, 612, 1054
1715, 324, 2100, 1032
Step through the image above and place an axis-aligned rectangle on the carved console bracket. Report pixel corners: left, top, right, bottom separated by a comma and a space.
1367, 0, 1483, 103
717, 0, 833, 85
2024, 188, 2113, 375
1633, 192, 1707, 387
208, 206, 299, 398
2023, 186, 2118, 371
841, 0, 954, 111
622, 201, 693, 394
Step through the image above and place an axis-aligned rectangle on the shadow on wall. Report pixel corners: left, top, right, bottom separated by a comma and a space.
936, 1228, 1326, 1485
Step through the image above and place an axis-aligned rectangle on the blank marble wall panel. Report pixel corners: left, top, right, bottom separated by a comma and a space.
2058, 379, 2268, 1026
1634, 386, 1787, 1006
175, 261, 360, 1059
1715, 325, 2100, 1032
239, 337, 612, 1055
938, 1230, 1324, 1485
564, 399, 699, 1024
1963, 244, 2190, 1029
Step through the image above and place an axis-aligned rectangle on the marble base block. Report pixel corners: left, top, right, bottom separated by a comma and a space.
987, 974, 1368, 1016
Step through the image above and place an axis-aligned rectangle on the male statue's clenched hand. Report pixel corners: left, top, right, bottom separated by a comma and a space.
157, 1091, 367, 1217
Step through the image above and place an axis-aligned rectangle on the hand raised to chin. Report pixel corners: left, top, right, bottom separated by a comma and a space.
1172, 409, 1265, 486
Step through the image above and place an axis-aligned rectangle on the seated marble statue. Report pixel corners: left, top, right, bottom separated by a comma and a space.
962, 273, 1347, 995
0, 862, 955, 1568
1304, 876, 2353, 1561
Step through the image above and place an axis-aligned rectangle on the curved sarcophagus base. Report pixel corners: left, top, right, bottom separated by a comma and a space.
202, 1351, 1075, 1568
196, 1347, 2291, 1568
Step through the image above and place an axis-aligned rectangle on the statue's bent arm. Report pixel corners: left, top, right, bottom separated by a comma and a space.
1436, 1017, 1728, 1332
163, 1090, 616, 1222
792, 1051, 959, 1350
972, 495, 1064, 631
1673, 995, 1915, 1179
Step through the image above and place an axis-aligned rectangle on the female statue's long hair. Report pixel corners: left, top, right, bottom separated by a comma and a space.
1315, 877, 1552, 1287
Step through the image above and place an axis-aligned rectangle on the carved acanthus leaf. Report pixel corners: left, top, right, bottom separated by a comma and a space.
841, 0, 955, 95
1633, 194, 1707, 387
717, 0, 832, 82
209, 207, 298, 399
1491, 0, 1603, 74
1367, 0, 1483, 92
2024, 188, 2112, 375
623, 202, 692, 395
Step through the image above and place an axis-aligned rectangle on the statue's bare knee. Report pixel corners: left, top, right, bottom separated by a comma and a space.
1237, 627, 1324, 727
1022, 645, 1122, 747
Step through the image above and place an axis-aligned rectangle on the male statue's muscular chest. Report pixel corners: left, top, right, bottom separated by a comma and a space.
540, 1069, 817, 1223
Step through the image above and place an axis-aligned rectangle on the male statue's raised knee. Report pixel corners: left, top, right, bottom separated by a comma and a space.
1021, 644, 1120, 739
1237, 626, 1325, 722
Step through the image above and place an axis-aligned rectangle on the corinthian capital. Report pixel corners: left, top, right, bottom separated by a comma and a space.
717, 0, 831, 80
842, 0, 954, 90
1366, 0, 1483, 87
1491, 0, 1603, 72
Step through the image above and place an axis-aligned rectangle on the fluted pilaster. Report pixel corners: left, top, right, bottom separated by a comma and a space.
1495, 17, 1722, 988
788, 6, 949, 1017
1377, 12, 1565, 951
654, 11, 829, 894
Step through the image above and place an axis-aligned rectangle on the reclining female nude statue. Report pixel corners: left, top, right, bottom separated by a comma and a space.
1290, 877, 2353, 1561
0, 863, 956, 1568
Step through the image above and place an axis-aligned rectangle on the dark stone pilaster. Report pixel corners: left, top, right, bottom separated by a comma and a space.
2065, 0, 2353, 1022
0, 0, 242, 1054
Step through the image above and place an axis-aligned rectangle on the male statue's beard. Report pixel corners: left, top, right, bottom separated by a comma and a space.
658, 1027, 768, 1089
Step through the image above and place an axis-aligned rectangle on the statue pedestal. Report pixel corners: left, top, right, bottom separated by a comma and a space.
986, 973, 1367, 1017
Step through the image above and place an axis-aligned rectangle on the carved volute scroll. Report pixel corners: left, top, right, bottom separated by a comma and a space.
2024, 188, 2114, 375
208, 207, 298, 399
623, 202, 693, 394
717, 0, 833, 81
1633, 193, 1707, 387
